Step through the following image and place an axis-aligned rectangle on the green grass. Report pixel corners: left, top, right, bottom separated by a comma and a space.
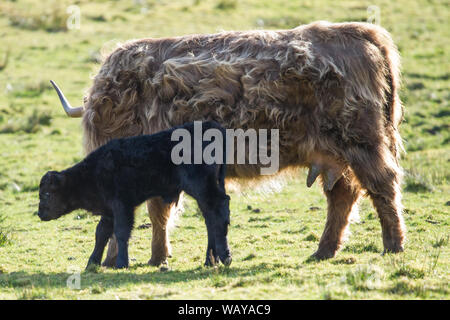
0, 0, 449, 299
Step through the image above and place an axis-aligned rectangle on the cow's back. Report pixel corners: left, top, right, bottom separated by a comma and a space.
82, 21, 401, 179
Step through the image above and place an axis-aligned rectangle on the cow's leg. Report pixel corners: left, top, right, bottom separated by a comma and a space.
313, 172, 361, 260
87, 216, 113, 268
102, 235, 118, 267
147, 197, 173, 266
346, 145, 405, 254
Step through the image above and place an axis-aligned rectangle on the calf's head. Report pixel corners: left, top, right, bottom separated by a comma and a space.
38, 171, 70, 221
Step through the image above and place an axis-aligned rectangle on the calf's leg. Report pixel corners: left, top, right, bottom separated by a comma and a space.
214, 197, 232, 266
87, 216, 113, 268
197, 195, 231, 267
203, 215, 218, 266
103, 196, 179, 268
112, 202, 134, 269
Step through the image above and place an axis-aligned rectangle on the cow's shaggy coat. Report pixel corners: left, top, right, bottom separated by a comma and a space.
73, 21, 404, 264
38, 121, 231, 268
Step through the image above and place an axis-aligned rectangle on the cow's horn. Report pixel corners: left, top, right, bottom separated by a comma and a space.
50, 80, 84, 117
306, 165, 320, 188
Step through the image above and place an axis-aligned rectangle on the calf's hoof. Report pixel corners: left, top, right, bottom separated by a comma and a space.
115, 262, 129, 269
218, 249, 232, 266
221, 256, 232, 266
86, 257, 101, 269
204, 256, 218, 267
114, 256, 129, 269
115, 265, 128, 269
204, 254, 232, 267
85, 263, 100, 273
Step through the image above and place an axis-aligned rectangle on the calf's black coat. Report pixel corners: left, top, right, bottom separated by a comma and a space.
38, 121, 231, 269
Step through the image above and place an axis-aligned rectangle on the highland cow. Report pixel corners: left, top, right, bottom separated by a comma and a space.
51, 21, 406, 264
37, 121, 231, 269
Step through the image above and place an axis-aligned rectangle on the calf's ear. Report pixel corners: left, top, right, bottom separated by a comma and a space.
47, 171, 66, 188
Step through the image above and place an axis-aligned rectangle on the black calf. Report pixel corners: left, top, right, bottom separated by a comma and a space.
38, 121, 231, 269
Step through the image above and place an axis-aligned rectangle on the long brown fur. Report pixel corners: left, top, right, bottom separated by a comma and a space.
81, 21, 405, 264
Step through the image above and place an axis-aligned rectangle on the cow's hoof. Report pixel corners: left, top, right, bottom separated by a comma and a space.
382, 245, 404, 255
148, 257, 168, 267
159, 262, 170, 272
382, 237, 404, 255
101, 257, 116, 268
311, 250, 335, 261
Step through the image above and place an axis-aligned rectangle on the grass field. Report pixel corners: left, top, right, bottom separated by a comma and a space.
0, 0, 448, 299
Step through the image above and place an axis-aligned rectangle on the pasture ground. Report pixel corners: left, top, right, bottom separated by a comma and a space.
0, 0, 448, 299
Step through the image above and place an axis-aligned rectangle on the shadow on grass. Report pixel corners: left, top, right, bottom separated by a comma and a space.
0, 262, 276, 290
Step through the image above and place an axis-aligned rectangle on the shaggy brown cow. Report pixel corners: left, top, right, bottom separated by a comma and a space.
51, 21, 405, 265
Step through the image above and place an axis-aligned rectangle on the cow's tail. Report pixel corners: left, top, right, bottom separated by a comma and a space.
361, 23, 404, 160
